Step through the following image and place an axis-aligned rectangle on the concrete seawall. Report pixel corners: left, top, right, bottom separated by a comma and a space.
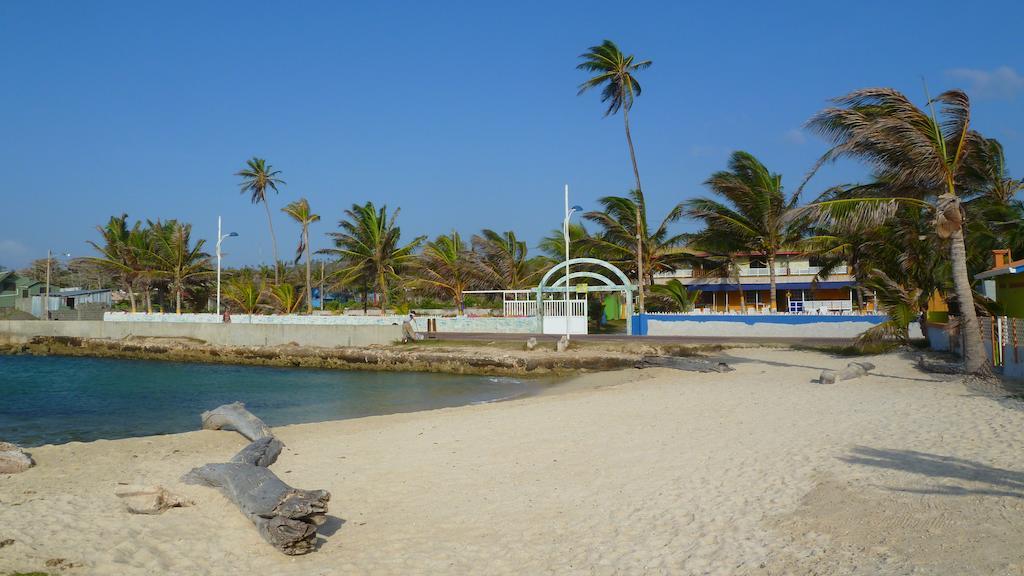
0, 320, 402, 348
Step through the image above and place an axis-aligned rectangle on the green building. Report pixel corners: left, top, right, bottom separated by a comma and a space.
976, 249, 1024, 318
0, 270, 46, 310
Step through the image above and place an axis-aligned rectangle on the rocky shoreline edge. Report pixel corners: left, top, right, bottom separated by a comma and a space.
0, 335, 711, 376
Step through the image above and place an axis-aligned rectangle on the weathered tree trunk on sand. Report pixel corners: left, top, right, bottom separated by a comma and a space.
635, 355, 734, 373
819, 361, 875, 384
201, 401, 273, 441
186, 404, 331, 555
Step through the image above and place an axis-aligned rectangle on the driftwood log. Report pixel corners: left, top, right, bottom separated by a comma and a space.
185, 404, 331, 555
201, 402, 273, 441
635, 355, 734, 373
820, 361, 875, 384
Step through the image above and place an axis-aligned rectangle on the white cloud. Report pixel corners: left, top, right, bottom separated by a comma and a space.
783, 128, 806, 145
946, 65, 1024, 100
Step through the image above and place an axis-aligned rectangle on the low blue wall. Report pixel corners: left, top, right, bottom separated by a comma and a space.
631, 314, 886, 337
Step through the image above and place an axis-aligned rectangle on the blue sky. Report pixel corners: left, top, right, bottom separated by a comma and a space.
1, 1, 1022, 269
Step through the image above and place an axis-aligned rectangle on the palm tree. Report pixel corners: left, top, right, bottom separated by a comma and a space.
319, 201, 424, 311
413, 232, 479, 313
86, 214, 140, 312
577, 40, 652, 311
268, 282, 304, 314
686, 151, 804, 312
147, 220, 212, 314
539, 222, 593, 262
236, 157, 285, 283
281, 198, 320, 313
583, 190, 688, 310
803, 88, 987, 373
651, 280, 702, 312
223, 272, 263, 314
473, 229, 549, 290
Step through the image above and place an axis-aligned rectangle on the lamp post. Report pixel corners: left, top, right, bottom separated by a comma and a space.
563, 184, 582, 340
43, 250, 71, 320
216, 216, 239, 315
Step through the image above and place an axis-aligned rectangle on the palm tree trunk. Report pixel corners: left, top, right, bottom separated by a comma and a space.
127, 282, 137, 313
950, 228, 987, 373
175, 286, 182, 314
622, 106, 645, 314
304, 227, 313, 314
768, 255, 777, 312
263, 200, 280, 284
144, 283, 152, 313
378, 269, 387, 311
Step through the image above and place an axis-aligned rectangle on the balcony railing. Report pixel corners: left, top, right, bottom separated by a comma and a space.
665, 264, 850, 279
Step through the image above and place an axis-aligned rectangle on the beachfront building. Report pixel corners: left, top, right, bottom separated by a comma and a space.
0, 270, 46, 315
654, 252, 873, 313
975, 249, 1024, 318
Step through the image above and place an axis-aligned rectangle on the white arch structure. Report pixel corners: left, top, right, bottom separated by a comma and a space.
536, 258, 638, 335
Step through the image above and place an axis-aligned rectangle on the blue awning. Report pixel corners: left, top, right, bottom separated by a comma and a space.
685, 281, 855, 292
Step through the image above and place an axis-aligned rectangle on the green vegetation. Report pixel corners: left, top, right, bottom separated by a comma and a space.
67, 40, 1024, 375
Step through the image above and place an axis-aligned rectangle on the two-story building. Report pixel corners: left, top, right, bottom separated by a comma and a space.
654, 252, 871, 313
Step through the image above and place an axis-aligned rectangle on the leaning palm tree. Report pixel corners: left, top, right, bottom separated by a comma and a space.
803, 88, 988, 373
319, 201, 424, 311
236, 157, 285, 283
413, 232, 479, 313
686, 151, 804, 312
147, 220, 212, 314
583, 189, 689, 311
281, 198, 320, 313
578, 40, 652, 311
473, 229, 549, 290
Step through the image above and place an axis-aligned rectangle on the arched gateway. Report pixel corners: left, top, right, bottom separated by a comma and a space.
536, 258, 638, 335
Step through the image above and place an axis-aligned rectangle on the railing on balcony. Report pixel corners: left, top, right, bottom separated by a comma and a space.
739, 267, 788, 277
653, 269, 694, 279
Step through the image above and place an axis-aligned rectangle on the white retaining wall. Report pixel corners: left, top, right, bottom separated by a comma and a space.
103, 312, 537, 334
0, 320, 402, 348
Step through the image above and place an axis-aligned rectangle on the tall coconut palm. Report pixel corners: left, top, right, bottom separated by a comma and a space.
413, 232, 479, 313
803, 88, 987, 373
147, 220, 212, 314
319, 201, 424, 311
473, 229, 549, 290
86, 214, 140, 312
686, 151, 804, 312
577, 40, 652, 311
281, 198, 320, 313
236, 157, 285, 283
584, 190, 689, 305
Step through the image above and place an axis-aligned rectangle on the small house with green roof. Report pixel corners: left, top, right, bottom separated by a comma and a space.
0, 271, 46, 310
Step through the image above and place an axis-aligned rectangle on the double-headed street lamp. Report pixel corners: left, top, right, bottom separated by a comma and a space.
216, 216, 239, 315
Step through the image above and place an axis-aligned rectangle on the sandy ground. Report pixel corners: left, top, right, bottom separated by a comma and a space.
3, 347, 1024, 575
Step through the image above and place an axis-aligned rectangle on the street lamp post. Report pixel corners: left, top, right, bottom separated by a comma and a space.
216, 216, 239, 315
563, 184, 582, 340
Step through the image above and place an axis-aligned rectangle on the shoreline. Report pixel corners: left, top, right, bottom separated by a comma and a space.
5, 347, 1024, 574
0, 335, 719, 377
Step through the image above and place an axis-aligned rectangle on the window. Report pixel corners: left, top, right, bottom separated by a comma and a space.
749, 259, 767, 269
808, 256, 826, 268
20, 289, 28, 298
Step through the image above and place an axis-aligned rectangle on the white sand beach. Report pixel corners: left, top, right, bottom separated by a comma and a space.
3, 347, 1024, 575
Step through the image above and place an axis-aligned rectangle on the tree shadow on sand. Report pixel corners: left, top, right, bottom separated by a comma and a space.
840, 446, 1024, 499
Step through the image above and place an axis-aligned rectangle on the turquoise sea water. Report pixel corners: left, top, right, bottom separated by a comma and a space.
0, 355, 538, 447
